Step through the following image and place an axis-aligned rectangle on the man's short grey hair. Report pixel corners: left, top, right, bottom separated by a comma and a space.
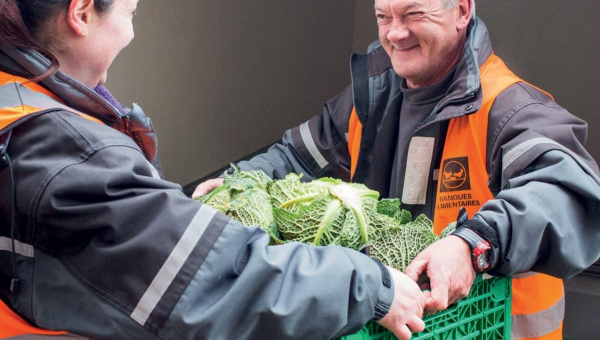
444, 0, 476, 17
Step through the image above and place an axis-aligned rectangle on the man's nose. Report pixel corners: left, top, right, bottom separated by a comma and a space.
387, 19, 409, 43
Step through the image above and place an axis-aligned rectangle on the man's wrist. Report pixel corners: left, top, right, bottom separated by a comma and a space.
450, 227, 494, 273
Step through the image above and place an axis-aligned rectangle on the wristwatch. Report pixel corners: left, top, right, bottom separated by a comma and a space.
450, 227, 492, 273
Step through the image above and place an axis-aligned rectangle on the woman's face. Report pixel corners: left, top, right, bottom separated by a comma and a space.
59, 0, 139, 87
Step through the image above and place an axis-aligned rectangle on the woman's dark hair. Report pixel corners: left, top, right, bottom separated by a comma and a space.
0, 0, 115, 80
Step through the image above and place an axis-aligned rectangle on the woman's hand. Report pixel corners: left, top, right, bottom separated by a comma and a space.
377, 266, 426, 340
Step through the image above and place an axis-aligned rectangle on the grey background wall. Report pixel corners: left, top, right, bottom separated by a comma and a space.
106, 0, 357, 186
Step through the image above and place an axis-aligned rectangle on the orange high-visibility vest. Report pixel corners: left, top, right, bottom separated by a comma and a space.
0, 70, 102, 339
348, 55, 564, 339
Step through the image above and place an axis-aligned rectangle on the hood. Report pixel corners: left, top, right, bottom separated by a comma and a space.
0, 45, 163, 176
0, 44, 126, 131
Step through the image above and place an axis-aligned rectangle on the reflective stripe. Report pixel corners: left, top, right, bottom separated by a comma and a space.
511, 295, 565, 339
0, 82, 74, 114
148, 162, 161, 179
130, 205, 218, 325
402, 137, 435, 205
299, 122, 328, 169
513, 271, 536, 279
0, 82, 24, 108
0, 236, 34, 257
502, 137, 562, 172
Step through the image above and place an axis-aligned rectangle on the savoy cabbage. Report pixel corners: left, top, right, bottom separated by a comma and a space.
198, 166, 453, 272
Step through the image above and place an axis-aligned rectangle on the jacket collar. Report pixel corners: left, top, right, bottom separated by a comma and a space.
0, 45, 126, 131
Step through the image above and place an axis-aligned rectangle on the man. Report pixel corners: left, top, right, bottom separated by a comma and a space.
195, 0, 600, 338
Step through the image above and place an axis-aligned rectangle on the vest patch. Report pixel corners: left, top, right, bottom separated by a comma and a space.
402, 137, 435, 205
440, 156, 471, 192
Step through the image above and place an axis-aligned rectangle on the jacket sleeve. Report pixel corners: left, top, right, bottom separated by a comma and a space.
478, 82, 600, 278
32, 143, 393, 339
236, 86, 355, 182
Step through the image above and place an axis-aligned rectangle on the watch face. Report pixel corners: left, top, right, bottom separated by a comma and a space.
477, 251, 490, 270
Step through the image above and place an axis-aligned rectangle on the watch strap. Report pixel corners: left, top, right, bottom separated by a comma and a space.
450, 226, 492, 272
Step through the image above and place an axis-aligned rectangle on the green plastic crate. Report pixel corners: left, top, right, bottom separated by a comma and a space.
337, 275, 511, 340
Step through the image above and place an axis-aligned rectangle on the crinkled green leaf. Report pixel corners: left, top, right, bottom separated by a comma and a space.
199, 167, 439, 270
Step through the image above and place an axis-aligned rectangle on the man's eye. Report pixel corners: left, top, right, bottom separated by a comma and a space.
406, 11, 424, 19
376, 14, 391, 24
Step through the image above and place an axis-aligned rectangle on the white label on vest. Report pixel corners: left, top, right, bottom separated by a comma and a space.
402, 137, 435, 205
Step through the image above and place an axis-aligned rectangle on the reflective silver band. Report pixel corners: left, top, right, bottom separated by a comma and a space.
148, 163, 161, 179
0, 81, 77, 114
0, 236, 34, 257
131, 205, 218, 325
299, 122, 328, 169
502, 137, 561, 172
402, 137, 435, 205
0, 82, 23, 108
502, 136, 600, 187
511, 294, 565, 339
512, 271, 537, 280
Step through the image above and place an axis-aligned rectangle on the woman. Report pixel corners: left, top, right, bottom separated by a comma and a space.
0, 0, 425, 339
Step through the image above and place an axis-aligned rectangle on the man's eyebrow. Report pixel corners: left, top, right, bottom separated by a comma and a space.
374, 2, 424, 12
404, 2, 424, 10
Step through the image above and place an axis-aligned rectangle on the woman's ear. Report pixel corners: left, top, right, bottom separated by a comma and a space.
455, 0, 472, 31
67, 0, 95, 36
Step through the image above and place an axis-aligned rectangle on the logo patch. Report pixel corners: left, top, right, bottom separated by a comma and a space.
440, 157, 470, 192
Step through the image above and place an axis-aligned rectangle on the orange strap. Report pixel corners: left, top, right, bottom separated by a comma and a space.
433, 54, 523, 234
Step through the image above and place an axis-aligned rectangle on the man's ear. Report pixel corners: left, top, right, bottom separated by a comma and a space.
455, 0, 472, 31
67, 0, 95, 36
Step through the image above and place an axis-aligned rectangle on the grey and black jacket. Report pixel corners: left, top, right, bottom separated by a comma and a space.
236, 17, 600, 278
0, 45, 395, 339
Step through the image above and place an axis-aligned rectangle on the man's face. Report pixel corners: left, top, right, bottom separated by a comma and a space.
375, 0, 469, 88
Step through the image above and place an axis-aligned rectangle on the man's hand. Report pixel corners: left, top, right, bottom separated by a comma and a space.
404, 236, 476, 314
377, 266, 426, 340
192, 178, 224, 199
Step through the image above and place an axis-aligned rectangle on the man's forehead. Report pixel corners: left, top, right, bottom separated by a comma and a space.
374, 0, 435, 11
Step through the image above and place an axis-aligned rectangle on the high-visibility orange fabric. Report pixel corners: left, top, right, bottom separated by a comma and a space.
432, 54, 515, 233
512, 274, 564, 315
0, 71, 104, 132
434, 54, 564, 340
0, 299, 67, 338
347, 54, 564, 339
348, 107, 362, 179
0, 70, 104, 338
0, 72, 63, 102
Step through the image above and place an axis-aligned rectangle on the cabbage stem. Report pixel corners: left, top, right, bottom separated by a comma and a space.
280, 193, 320, 208
313, 200, 342, 246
